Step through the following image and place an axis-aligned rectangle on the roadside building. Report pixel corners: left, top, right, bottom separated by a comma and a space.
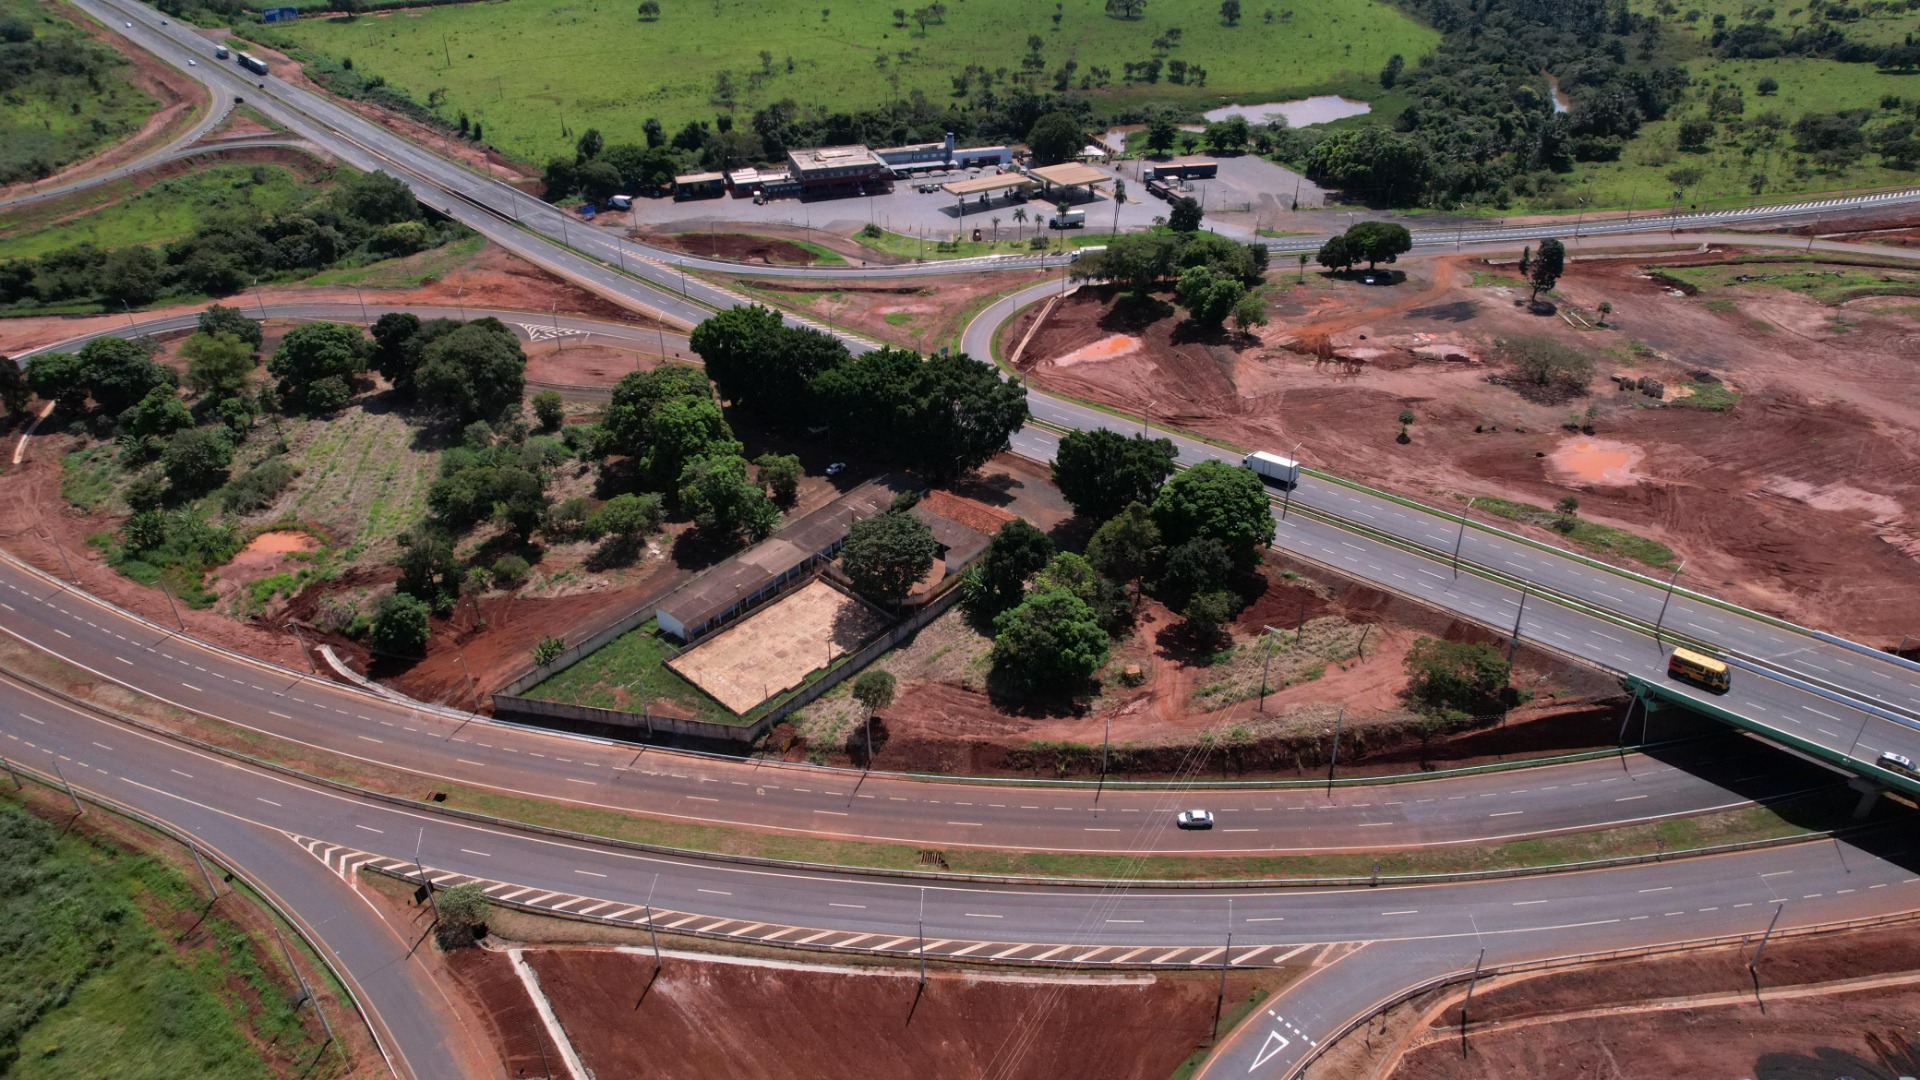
672, 171, 726, 200
785, 145, 891, 199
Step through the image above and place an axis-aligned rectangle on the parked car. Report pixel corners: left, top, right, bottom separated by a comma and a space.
1877, 751, 1918, 779
824, 462, 848, 476
1176, 809, 1214, 830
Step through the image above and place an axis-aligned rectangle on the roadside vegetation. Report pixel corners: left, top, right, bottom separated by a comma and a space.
0, 0, 157, 185
0, 166, 465, 313
1658, 253, 1920, 306
1460, 494, 1680, 570
0, 794, 333, 1078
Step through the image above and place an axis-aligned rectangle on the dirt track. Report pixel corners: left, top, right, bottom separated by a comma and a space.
1015, 250, 1920, 641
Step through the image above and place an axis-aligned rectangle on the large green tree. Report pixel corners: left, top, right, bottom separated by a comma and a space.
80, 336, 173, 415
414, 318, 528, 424
690, 304, 849, 420
989, 588, 1109, 693
812, 348, 1027, 482
1150, 459, 1273, 569
1086, 501, 1163, 584
961, 518, 1054, 624
197, 304, 263, 351
370, 590, 432, 657
160, 426, 234, 493
334, 170, 420, 226
1174, 265, 1246, 328
679, 453, 779, 540
1345, 220, 1413, 269
1528, 237, 1566, 302
840, 510, 939, 604
181, 331, 255, 400
1051, 429, 1178, 522
1026, 111, 1085, 166
23, 352, 87, 413
268, 322, 368, 413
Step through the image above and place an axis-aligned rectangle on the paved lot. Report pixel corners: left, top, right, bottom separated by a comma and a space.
666, 579, 891, 714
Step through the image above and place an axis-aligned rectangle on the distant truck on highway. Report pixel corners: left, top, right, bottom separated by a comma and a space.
215, 45, 230, 59
1242, 451, 1300, 487
236, 52, 268, 75
1049, 209, 1086, 229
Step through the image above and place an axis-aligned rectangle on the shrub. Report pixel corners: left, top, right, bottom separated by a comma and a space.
531, 389, 565, 431
532, 635, 565, 666
492, 554, 531, 585
1402, 636, 1511, 720
433, 882, 490, 949
369, 591, 431, 657
219, 457, 298, 514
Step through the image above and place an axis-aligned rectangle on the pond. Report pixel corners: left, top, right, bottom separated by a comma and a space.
1203, 95, 1372, 127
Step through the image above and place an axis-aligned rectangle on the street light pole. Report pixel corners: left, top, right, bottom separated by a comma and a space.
1652, 560, 1686, 645
1450, 497, 1474, 577
1507, 583, 1530, 661
1142, 398, 1156, 436
1326, 706, 1344, 793
1280, 441, 1302, 520
1212, 899, 1233, 1039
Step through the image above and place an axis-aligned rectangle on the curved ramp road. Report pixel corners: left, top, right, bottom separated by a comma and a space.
5, 675, 1919, 1080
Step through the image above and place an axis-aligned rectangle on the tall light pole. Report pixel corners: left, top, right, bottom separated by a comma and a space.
1211, 898, 1233, 1039
1507, 583, 1530, 661
1652, 560, 1685, 645
1279, 441, 1302, 520
355, 285, 369, 325
1142, 398, 1156, 436
1450, 497, 1474, 577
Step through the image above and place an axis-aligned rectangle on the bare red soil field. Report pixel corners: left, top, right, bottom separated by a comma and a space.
494, 945, 1266, 1080
1376, 921, 1920, 1080
1014, 251, 1920, 642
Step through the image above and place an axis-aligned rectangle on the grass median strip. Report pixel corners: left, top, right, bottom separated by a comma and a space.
0, 639, 1880, 883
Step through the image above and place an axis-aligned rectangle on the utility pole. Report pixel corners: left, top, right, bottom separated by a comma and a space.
189, 841, 221, 901
52, 760, 84, 817
1257, 627, 1280, 712
1459, 946, 1487, 1048
1211, 899, 1233, 1039
355, 285, 369, 325
1142, 398, 1156, 436
413, 829, 439, 920
917, 886, 927, 987
2, 756, 19, 790
159, 578, 186, 631
1279, 441, 1302, 520
1750, 903, 1783, 971
1326, 706, 1344, 793
1652, 560, 1686, 645
1100, 714, 1110, 782
644, 874, 662, 970
1507, 583, 1530, 662
1615, 694, 1641, 747
43, 532, 78, 583
1450, 498, 1474, 577
275, 927, 340, 1062
285, 622, 317, 674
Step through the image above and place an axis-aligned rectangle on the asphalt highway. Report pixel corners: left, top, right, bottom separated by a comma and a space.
6, 673, 1917, 1080
0, 551, 1835, 858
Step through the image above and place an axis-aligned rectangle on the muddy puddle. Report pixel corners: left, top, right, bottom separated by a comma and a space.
1203, 95, 1372, 127
1547, 437, 1645, 486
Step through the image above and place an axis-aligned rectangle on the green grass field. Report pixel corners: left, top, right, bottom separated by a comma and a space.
1460, 495, 1680, 570
524, 618, 738, 724
0, 0, 157, 184
0, 163, 323, 260
0, 796, 328, 1079
1658, 254, 1920, 306
253, 0, 1435, 163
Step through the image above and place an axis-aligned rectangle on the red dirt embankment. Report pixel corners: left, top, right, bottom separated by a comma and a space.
1375, 920, 1920, 1080
501, 946, 1262, 1080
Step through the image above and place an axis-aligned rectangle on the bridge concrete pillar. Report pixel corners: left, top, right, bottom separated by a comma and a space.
1848, 776, 1884, 821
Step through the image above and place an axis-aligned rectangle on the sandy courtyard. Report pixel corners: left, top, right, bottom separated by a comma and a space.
668, 579, 891, 714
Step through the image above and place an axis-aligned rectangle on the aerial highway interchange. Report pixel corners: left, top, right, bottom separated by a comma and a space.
8, 4, 1920, 1076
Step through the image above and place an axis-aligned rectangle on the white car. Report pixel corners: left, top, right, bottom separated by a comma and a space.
1877, 751, 1918, 779
187, 59, 196, 65
1176, 809, 1214, 830
824, 462, 847, 476
124, 20, 132, 26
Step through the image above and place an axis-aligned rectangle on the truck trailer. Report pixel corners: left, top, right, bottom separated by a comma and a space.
1049, 209, 1086, 229
1242, 451, 1300, 487
236, 52, 268, 75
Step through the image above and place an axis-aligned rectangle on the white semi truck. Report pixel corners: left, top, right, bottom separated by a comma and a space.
1242, 451, 1300, 487
1049, 209, 1086, 228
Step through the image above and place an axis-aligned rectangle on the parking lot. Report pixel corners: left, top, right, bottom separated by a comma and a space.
594, 155, 1325, 243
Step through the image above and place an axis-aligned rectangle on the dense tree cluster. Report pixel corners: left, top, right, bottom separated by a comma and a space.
0, 171, 453, 311
1068, 230, 1268, 298
1314, 221, 1412, 274
689, 305, 1028, 483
